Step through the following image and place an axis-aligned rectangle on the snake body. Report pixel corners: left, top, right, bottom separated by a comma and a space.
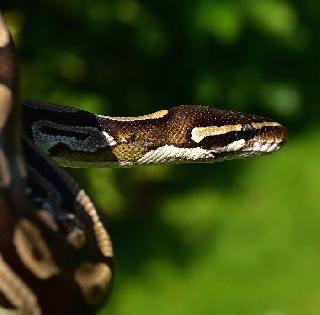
22, 100, 287, 168
0, 11, 287, 315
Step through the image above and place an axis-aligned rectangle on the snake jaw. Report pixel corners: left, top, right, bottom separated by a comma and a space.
242, 122, 288, 153
207, 122, 288, 162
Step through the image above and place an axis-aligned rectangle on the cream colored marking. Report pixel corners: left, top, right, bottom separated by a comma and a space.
136, 145, 215, 164
0, 149, 11, 187
104, 109, 168, 121
251, 122, 281, 129
74, 263, 112, 304
0, 15, 10, 47
0, 254, 41, 315
243, 140, 281, 153
0, 84, 12, 130
102, 131, 117, 146
191, 124, 242, 143
76, 190, 113, 257
67, 227, 86, 249
37, 210, 58, 231
225, 139, 246, 152
267, 143, 279, 152
0, 307, 20, 314
211, 139, 246, 153
14, 219, 59, 280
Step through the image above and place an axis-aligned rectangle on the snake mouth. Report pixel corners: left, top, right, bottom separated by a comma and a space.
210, 123, 288, 162
243, 124, 288, 154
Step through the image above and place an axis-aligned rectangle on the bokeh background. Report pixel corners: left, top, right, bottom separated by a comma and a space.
2, 0, 320, 314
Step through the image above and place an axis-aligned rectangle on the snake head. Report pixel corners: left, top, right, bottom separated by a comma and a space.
121, 105, 288, 165
183, 105, 288, 162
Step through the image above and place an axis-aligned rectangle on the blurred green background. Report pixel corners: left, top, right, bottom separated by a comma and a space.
2, 0, 320, 314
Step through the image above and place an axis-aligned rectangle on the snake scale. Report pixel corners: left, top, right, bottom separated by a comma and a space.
0, 10, 288, 315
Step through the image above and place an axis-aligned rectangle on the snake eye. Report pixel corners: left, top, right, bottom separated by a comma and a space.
241, 124, 254, 132
241, 124, 256, 139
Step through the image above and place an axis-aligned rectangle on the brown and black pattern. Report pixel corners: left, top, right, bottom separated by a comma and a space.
23, 101, 287, 167
22, 102, 288, 167
0, 7, 288, 315
0, 11, 113, 315
101, 105, 283, 150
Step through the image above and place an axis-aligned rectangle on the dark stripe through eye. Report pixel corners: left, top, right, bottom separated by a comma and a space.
199, 127, 257, 148
40, 127, 89, 140
200, 131, 241, 148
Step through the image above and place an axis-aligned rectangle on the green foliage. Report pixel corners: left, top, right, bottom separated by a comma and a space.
3, 0, 320, 314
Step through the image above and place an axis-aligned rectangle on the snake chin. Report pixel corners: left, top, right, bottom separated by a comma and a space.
237, 122, 288, 156
243, 140, 282, 154
213, 137, 286, 162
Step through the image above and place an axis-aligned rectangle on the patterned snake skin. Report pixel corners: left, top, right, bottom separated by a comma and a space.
0, 10, 288, 315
